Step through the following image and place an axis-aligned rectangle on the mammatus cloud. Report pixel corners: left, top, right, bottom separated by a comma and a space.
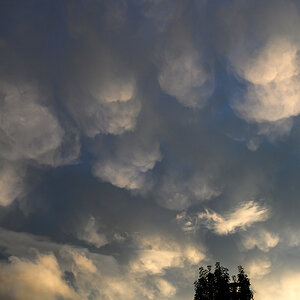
93, 142, 161, 190
66, 86, 141, 138
0, 81, 64, 164
0, 81, 80, 206
158, 25, 214, 108
64, 38, 141, 138
231, 38, 300, 136
2, 1, 300, 300
198, 201, 269, 235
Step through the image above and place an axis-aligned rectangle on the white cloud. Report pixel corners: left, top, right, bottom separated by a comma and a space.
253, 271, 300, 300
130, 235, 205, 275
198, 201, 269, 235
0, 253, 79, 300
246, 257, 271, 279
231, 38, 300, 135
242, 229, 279, 252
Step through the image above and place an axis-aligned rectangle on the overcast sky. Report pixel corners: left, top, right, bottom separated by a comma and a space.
1, 0, 300, 299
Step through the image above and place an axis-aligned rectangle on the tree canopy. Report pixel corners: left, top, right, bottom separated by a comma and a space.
194, 262, 254, 300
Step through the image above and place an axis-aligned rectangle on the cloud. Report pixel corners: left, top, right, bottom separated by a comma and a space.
157, 24, 214, 108
246, 257, 271, 278
141, 0, 181, 32
0, 253, 79, 300
155, 278, 176, 298
0, 227, 197, 300
61, 247, 97, 274
176, 211, 199, 233
231, 38, 300, 135
0, 81, 65, 164
130, 234, 205, 275
65, 86, 141, 138
63, 31, 141, 138
241, 229, 279, 252
157, 173, 221, 210
0, 161, 25, 206
0, 80, 80, 206
77, 216, 108, 248
2, 2, 300, 300
253, 271, 300, 300
93, 141, 161, 190
198, 201, 269, 235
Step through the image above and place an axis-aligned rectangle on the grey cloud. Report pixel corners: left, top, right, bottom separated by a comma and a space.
0, 161, 25, 206
63, 55, 141, 138
156, 172, 221, 210
0, 81, 64, 163
65, 89, 141, 138
91, 104, 162, 191
2, 1, 300, 300
0, 80, 80, 206
93, 141, 161, 190
77, 216, 108, 248
241, 229, 279, 252
157, 23, 214, 108
63, 8, 142, 138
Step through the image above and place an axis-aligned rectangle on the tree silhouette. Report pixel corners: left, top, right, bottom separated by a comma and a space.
194, 262, 254, 300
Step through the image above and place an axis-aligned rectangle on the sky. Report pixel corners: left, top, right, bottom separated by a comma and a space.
1, 0, 300, 299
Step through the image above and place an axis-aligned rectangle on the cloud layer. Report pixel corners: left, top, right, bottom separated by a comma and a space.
1, 0, 300, 299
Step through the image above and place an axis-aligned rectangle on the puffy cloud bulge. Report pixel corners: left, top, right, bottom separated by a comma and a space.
231, 38, 300, 124
0, 81, 78, 206
157, 21, 214, 108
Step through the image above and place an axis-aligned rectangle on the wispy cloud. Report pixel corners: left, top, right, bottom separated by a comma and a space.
198, 201, 269, 235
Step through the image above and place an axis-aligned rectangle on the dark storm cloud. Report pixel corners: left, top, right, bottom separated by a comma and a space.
1, 0, 300, 299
